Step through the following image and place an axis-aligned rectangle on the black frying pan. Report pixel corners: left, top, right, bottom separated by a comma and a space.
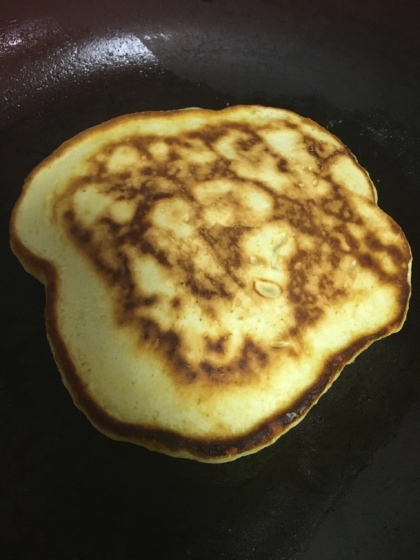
1, 1, 419, 558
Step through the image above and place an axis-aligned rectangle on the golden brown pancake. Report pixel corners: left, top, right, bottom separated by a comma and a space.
10, 106, 411, 462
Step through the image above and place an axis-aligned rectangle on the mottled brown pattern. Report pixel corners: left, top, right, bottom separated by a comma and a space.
10, 106, 412, 461
53, 118, 410, 389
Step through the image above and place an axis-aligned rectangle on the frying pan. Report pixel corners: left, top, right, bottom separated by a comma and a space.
1, 1, 419, 558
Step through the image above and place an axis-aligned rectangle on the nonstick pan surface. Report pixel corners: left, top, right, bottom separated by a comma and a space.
1, 1, 419, 559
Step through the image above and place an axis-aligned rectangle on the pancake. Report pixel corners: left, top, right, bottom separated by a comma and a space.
10, 106, 411, 462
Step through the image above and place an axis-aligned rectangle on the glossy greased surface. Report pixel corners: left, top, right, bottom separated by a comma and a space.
2, 1, 420, 555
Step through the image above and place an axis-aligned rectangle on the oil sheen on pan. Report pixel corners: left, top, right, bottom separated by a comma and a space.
9, 106, 412, 462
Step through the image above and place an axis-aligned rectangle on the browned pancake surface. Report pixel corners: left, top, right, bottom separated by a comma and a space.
10, 106, 411, 461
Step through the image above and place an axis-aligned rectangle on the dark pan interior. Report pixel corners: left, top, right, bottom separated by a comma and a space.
1, 1, 419, 559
